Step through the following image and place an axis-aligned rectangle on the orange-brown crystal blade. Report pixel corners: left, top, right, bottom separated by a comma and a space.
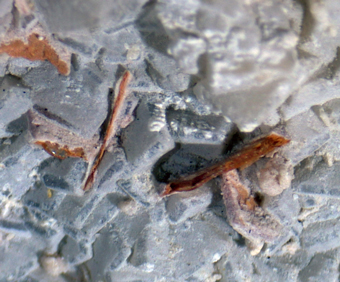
161, 133, 290, 196
35, 141, 87, 160
83, 71, 132, 191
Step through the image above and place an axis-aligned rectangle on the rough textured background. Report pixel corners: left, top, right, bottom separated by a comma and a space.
1, 0, 340, 281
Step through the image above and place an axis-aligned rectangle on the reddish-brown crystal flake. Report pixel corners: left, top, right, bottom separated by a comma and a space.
34, 140, 86, 160
221, 169, 283, 246
161, 133, 290, 196
0, 33, 70, 75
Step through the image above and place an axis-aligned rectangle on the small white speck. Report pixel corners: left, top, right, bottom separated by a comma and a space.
144, 263, 154, 273
212, 253, 221, 262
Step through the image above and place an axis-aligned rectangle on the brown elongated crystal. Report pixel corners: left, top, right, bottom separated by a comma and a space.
82, 71, 132, 191
29, 109, 100, 163
161, 133, 290, 196
34, 141, 86, 160
31, 70, 133, 192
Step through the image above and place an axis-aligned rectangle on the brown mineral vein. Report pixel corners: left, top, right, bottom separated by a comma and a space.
82, 71, 132, 191
0, 32, 70, 75
161, 133, 290, 196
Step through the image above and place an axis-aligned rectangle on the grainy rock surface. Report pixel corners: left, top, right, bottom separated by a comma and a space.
1, 0, 340, 281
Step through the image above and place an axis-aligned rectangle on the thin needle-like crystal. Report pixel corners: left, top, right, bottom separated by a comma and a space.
83, 71, 132, 191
